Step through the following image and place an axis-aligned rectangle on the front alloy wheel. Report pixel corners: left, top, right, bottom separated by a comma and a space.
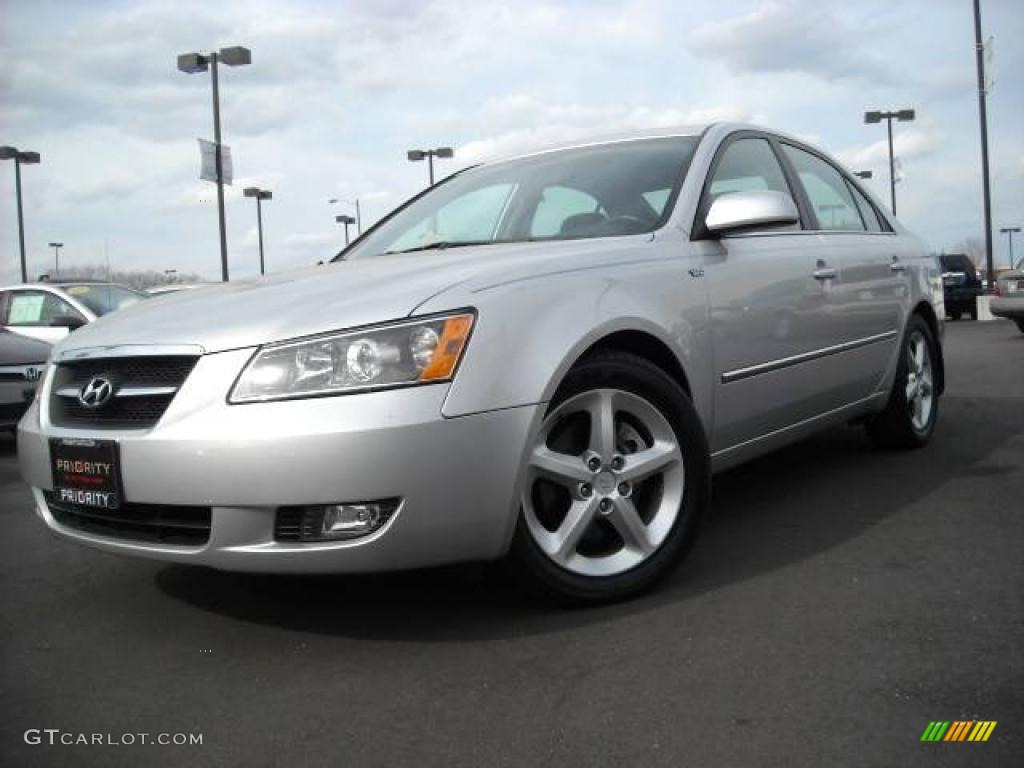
510, 351, 709, 603
523, 388, 685, 577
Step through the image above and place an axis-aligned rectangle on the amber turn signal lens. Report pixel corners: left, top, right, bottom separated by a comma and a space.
419, 313, 474, 381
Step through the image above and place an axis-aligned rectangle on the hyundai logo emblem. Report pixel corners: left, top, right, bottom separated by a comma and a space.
78, 376, 114, 409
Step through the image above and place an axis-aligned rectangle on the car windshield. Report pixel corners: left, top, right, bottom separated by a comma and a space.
61, 284, 148, 316
340, 136, 699, 259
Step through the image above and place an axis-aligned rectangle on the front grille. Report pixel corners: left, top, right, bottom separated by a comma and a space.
45, 492, 211, 546
49, 355, 198, 429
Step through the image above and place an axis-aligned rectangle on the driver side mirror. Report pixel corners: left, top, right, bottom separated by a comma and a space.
705, 190, 799, 235
49, 314, 87, 331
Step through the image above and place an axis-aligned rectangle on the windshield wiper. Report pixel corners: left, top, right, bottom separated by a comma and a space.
383, 239, 499, 255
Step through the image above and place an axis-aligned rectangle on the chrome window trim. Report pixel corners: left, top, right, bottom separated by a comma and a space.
721, 330, 898, 383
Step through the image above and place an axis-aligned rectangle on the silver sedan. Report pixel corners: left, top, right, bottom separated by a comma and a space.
17, 123, 944, 602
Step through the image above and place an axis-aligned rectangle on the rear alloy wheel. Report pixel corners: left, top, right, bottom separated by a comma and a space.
510, 352, 709, 603
866, 315, 939, 449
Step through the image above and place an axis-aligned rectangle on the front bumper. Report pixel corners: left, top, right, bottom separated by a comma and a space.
17, 347, 540, 572
990, 296, 1024, 320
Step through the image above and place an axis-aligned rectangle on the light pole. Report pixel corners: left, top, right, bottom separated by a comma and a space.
973, 0, 996, 290
177, 46, 251, 282
48, 242, 63, 275
864, 109, 915, 216
407, 146, 453, 186
853, 170, 873, 180
329, 198, 362, 235
0, 145, 41, 283
1001, 227, 1021, 269
243, 187, 272, 275
336, 214, 355, 246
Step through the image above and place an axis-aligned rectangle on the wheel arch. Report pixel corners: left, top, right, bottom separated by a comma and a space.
575, 329, 693, 398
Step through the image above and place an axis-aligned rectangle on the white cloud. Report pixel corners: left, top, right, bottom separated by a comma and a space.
837, 130, 944, 170
687, 1, 889, 83
1, 0, 1022, 282
455, 98, 753, 163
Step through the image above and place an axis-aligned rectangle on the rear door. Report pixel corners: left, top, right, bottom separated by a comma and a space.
694, 133, 846, 452
778, 143, 904, 402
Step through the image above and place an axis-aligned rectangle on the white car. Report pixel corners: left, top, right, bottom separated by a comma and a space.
0, 282, 148, 343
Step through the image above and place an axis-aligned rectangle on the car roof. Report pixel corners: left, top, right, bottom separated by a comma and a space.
477, 123, 711, 167
0, 328, 52, 364
469, 122, 828, 170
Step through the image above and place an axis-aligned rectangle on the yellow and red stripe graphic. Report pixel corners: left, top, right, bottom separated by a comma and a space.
920, 721, 997, 742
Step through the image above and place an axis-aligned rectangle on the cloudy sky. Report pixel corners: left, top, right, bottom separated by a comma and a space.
1, 0, 1021, 283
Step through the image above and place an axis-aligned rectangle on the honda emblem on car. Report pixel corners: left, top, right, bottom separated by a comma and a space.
78, 376, 114, 409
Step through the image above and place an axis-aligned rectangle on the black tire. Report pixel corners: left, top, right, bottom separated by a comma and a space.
1016, 320, 1024, 334
866, 315, 940, 450
508, 351, 710, 604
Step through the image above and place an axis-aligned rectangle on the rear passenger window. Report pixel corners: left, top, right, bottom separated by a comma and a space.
7, 292, 48, 325
782, 145, 865, 231
846, 181, 883, 232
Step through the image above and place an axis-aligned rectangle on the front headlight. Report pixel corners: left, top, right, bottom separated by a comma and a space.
229, 311, 475, 403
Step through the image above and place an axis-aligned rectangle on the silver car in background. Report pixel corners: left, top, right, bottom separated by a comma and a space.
1, 330, 51, 430
990, 259, 1024, 333
17, 123, 944, 602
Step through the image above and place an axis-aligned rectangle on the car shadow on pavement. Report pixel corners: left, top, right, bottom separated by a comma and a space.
156, 394, 1022, 642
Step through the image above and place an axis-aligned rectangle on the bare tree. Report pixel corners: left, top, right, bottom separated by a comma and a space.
949, 238, 986, 268
42, 265, 204, 290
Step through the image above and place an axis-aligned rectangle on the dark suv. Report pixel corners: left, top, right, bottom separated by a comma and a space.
939, 253, 982, 320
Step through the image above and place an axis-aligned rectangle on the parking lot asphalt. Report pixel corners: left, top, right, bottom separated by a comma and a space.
1, 319, 1021, 768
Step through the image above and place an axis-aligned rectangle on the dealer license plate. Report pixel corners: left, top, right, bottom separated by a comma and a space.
50, 438, 122, 510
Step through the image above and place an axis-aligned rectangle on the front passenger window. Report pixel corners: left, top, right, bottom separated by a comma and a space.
708, 138, 792, 197
701, 138, 797, 232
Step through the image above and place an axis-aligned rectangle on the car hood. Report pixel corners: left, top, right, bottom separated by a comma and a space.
0, 330, 52, 365
53, 237, 656, 356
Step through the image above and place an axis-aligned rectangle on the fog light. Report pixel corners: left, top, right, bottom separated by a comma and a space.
323, 503, 380, 536
275, 499, 400, 542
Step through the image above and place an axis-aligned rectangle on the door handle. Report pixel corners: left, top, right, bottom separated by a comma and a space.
813, 266, 837, 280
890, 256, 907, 273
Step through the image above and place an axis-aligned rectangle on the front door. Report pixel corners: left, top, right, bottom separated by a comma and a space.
695, 135, 847, 452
